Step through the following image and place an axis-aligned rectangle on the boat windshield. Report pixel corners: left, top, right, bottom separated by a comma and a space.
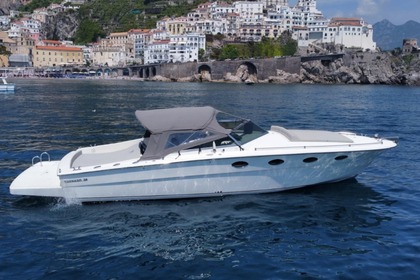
136, 107, 267, 160
165, 131, 214, 149
216, 112, 267, 144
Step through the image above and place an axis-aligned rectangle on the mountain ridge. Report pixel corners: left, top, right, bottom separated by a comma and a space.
373, 19, 420, 50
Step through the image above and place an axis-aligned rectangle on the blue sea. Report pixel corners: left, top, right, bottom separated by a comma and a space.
1, 79, 419, 279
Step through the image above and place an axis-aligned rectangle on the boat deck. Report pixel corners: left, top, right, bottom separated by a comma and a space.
70, 139, 141, 168
270, 126, 353, 143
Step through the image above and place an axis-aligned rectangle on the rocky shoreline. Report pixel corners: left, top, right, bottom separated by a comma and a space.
8, 52, 420, 86
150, 52, 420, 86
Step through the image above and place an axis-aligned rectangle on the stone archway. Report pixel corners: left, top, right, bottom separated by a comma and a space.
150, 66, 156, 77
138, 67, 144, 78
236, 62, 258, 83
122, 68, 130, 76
198, 64, 212, 81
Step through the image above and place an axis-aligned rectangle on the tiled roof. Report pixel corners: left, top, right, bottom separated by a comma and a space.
330, 17, 362, 26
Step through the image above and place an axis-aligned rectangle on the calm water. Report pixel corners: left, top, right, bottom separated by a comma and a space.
1, 79, 419, 279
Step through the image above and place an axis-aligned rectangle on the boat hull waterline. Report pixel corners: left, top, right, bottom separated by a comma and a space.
0, 78, 15, 92
10, 107, 397, 202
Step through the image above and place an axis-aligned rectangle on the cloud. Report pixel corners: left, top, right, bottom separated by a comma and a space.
356, 0, 391, 18
356, 0, 379, 16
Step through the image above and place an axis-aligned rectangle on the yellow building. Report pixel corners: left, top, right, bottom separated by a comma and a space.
33, 45, 84, 67
166, 20, 188, 35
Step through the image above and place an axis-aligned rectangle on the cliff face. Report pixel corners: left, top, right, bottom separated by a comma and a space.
42, 10, 79, 41
0, 0, 22, 15
300, 52, 420, 85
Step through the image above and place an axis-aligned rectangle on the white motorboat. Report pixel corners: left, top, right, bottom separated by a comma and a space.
0, 77, 15, 92
10, 106, 397, 202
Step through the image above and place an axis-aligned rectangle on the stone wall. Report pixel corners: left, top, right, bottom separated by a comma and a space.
157, 56, 301, 82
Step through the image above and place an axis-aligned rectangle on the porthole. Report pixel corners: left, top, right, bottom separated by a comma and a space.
335, 155, 348, 161
232, 161, 249, 168
268, 159, 284, 165
303, 157, 318, 163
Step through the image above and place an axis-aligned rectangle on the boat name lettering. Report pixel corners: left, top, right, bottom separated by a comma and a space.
64, 178, 88, 184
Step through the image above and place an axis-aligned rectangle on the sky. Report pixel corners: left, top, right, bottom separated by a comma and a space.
306, 0, 420, 25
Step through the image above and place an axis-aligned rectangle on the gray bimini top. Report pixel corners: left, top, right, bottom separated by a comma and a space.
135, 106, 232, 160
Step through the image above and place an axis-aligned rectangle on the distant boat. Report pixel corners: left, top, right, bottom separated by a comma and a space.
0, 77, 15, 92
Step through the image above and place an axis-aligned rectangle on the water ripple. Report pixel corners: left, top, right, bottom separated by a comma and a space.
1, 80, 420, 279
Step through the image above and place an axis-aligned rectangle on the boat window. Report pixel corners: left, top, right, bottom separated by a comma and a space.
216, 112, 244, 130
335, 155, 348, 161
216, 112, 267, 145
165, 131, 213, 149
232, 121, 267, 144
303, 157, 318, 163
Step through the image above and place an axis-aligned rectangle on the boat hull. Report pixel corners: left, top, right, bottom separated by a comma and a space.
0, 85, 15, 92
11, 150, 382, 202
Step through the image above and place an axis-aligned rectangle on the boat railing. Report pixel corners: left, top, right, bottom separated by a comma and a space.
32, 152, 51, 166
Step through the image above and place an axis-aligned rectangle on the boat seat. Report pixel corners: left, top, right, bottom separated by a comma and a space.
271, 125, 353, 143
70, 142, 140, 168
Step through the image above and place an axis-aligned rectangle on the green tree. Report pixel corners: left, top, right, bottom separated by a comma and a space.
198, 48, 205, 61
220, 45, 239, 60
0, 45, 11, 56
279, 38, 298, 56
74, 19, 106, 44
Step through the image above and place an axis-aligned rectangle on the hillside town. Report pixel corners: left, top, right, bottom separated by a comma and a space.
0, 0, 379, 69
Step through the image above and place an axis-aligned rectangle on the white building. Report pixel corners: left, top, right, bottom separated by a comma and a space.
234, 1, 264, 17
192, 19, 230, 34
234, 1, 264, 25
130, 29, 152, 62
264, 0, 288, 9
7, 18, 41, 41
323, 18, 376, 51
144, 40, 170, 64
92, 45, 127, 67
0, 16, 11, 29
91, 38, 128, 67
209, 2, 235, 20
144, 33, 205, 64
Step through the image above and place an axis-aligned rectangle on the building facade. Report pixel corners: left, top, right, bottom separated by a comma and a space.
323, 18, 376, 51
144, 33, 205, 64
33, 45, 83, 67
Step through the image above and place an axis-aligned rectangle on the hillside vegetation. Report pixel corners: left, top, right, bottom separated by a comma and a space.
213, 35, 298, 60
20, 0, 207, 43
17, 0, 297, 58
19, 0, 62, 12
